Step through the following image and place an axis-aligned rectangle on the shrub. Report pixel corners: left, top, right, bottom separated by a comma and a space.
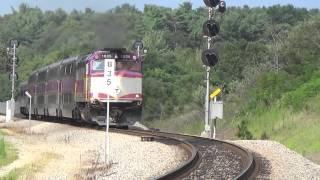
236, 120, 253, 140
0, 137, 6, 158
281, 74, 320, 109
260, 131, 269, 140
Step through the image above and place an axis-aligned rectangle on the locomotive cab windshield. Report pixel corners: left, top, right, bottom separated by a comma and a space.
91, 55, 141, 74
91, 59, 104, 72
116, 61, 141, 72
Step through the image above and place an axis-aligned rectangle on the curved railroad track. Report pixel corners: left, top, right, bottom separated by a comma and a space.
110, 128, 259, 179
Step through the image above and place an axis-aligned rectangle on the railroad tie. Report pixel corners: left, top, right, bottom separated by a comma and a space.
141, 136, 155, 142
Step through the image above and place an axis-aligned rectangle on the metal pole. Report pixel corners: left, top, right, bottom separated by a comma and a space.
11, 44, 16, 100
213, 96, 216, 139
205, 66, 210, 133
204, 8, 213, 135
29, 96, 31, 134
105, 94, 110, 164
213, 118, 216, 139
10, 44, 16, 119
25, 91, 32, 134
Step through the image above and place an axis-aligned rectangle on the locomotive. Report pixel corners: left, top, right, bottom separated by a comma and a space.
18, 48, 143, 125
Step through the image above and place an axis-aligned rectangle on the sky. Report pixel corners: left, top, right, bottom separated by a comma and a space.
0, 0, 319, 15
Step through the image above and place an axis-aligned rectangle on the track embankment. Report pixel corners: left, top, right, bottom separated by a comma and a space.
0, 119, 187, 179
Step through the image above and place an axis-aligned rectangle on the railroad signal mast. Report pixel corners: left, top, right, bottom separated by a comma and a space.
202, 0, 226, 138
6, 40, 19, 120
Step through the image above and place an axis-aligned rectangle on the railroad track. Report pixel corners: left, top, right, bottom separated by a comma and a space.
21, 117, 259, 179
111, 128, 259, 179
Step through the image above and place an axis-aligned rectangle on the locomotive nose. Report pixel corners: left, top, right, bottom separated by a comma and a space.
115, 86, 121, 95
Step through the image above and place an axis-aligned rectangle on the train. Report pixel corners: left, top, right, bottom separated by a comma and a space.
17, 48, 143, 125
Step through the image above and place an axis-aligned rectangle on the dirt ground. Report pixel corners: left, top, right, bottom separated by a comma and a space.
306, 152, 320, 165
0, 117, 187, 179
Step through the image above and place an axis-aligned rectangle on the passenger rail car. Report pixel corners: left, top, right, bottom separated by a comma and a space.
19, 48, 143, 125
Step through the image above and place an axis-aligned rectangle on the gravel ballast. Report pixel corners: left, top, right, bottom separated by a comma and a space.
0, 118, 188, 179
183, 139, 242, 180
233, 140, 320, 179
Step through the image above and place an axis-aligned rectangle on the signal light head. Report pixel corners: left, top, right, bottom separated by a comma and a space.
201, 49, 219, 67
8, 56, 19, 65
203, 0, 220, 8
9, 39, 19, 48
133, 40, 144, 51
8, 72, 18, 81
218, 1, 226, 13
203, 20, 220, 37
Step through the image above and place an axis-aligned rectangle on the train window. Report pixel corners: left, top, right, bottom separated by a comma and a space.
77, 62, 85, 77
63, 64, 73, 75
48, 68, 58, 80
29, 74, 37, 83
70, 64, 75, 75
116, 61, 141, 72
92, 59, 104, 72
69, 65, 72, 75
38, 71, 47, 81
78, 62, 85, 69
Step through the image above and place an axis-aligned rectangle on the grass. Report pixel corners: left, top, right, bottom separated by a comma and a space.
0, 131, 18, 168
0, 127, 59, 179
0, 152, 60, 180
144, 109, 204, 135
0, 136, 5, 157
243, 95, 320, 156
234, 74, 320, 159
0, 168, 19, 180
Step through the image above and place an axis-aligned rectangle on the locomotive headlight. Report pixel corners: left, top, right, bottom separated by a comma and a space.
136, 94, 140, 98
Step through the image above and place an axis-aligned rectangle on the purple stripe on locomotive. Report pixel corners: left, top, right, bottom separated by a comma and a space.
61, 78, 75, 93
36, 83, 46, 94
46, 80, 59, 93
